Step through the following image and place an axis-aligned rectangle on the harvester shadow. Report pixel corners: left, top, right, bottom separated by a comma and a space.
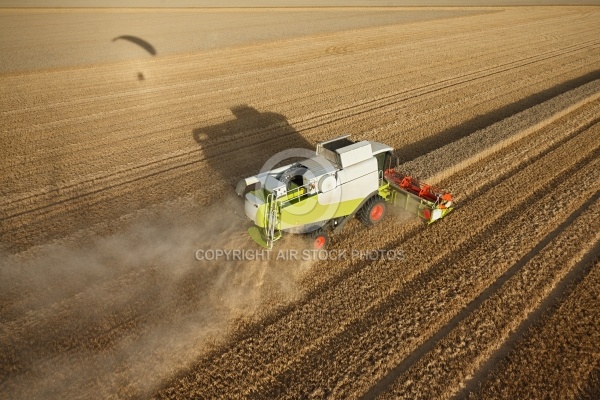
192, 105, 313, 190
396, 68, 600, 164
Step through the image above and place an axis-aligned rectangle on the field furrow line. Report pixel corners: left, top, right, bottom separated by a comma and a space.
5, 30, 593, 143
457, 222, 599, 399
154, 110, 600, 399
248, 148, 600, 400
0, 269, 209, 386
3, 41, 596, 222
3, 7, 600, 399
8, 86, 584, 382
462, 250, 600, 400
3, 72, 599, 230
1, 9, 589, 117
300, 86, 600, 309
287, 41, 600, 134
0, 7, 600, 399
4, 26, 598, 152
5, 102, 574, 329
3, 6, 593, 103
4, 33, 596, 177
3, 73, 597, 255
301, 96, 599, 307
371, 191, 600, 400
405, 90, 600, 185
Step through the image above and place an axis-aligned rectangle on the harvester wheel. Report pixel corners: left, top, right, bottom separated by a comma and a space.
359, 195, 387, 226
311, 229, 330, 250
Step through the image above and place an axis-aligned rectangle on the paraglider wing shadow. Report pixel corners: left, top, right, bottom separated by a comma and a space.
112, 35, 157, 56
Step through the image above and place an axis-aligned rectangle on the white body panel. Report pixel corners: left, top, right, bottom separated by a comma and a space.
236, 162, 294, 196
244, 192, 263, 222
337, 141, 373, 168
369, 141, 393, 155
333, 157, 378, 203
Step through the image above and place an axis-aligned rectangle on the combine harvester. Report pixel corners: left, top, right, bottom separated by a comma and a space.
236, 135, 454, 249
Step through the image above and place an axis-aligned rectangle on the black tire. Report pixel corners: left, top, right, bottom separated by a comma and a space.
310, 228, 330, 250
359, 195, 387, 226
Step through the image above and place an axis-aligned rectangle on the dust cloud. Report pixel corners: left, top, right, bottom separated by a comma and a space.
0, 194, 312, 398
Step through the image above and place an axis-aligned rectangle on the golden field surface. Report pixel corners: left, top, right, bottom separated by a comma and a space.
1, 6, 599, 399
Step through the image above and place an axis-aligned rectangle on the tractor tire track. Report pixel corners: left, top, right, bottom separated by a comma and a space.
462, 249, 600, 400
3, 59, 600, 253
150, 89, 600, 394
3, 36, 598, 212
3, 48, 599, 377
456, 232, 600, 399
247, 143, 600, 400
3, 100, 592, 399
154, 110, 600, 399
3, 32, 599, 206
4, 83, 591, 394
3, 8, 600, 399
368, 188, 600, 400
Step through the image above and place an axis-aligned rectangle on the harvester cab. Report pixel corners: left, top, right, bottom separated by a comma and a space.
236, 135, 453, 249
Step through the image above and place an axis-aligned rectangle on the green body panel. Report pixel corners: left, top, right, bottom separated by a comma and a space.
378, 182, 391, 200
386, 184, 454, 223
252, 190, 363, 230
256, 202, 267, 228
248, 226, 269, 248
279, 195, 362, 229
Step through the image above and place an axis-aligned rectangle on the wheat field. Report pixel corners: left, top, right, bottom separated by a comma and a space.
1, 5, 599, 399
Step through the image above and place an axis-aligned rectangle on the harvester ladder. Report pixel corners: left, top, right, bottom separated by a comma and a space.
265, 193, 279, 249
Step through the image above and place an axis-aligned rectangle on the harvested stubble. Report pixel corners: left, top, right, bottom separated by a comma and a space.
1, 6, 600, 400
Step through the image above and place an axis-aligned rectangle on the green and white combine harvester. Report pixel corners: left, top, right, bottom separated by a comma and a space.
236, 135, 454, 249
